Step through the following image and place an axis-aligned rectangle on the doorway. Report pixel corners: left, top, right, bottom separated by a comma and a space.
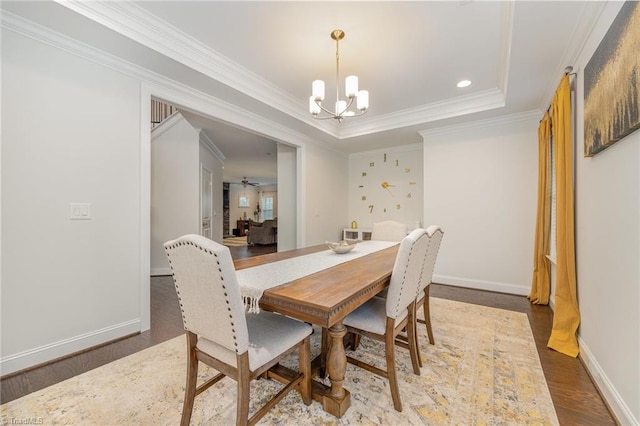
141, 86, 303, 331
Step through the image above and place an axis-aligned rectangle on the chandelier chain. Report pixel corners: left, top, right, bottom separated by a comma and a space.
335, 36, 340, 114
309, 29, 368, 121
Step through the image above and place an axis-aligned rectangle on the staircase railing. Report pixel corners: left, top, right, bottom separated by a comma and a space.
151, 99, 178, 129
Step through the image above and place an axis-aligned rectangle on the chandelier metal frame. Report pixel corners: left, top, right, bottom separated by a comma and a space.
309, 29, 369, 123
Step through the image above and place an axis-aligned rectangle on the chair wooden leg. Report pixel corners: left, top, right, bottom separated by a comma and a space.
299, 337, 312, 405
350, 333, 362, 350
181, 332, 198, 426
406, 306, 421, 375
237, 353, 251, 426
424, 285, 435, 345
385, 320, 402, 412
411, 302, 423, 368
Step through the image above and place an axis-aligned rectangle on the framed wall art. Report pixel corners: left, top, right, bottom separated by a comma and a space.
584, 1, 640, 157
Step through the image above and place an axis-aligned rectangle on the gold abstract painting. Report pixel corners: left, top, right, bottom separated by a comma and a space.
584, 1, 640, 157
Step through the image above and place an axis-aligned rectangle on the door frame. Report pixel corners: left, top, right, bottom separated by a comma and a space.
200, 163, 213, 239
139, 82, 310, 330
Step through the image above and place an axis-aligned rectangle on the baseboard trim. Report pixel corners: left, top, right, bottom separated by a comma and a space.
577, 336, 636, 426
433, 274, 529, 296
151, 267, 171, 276
0, 319, 140, 376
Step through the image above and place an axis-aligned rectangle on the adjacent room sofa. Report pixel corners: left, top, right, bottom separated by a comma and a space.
247, 219, 277, 245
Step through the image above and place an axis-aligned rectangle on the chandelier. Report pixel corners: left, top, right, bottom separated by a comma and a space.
309, 29, 369, 122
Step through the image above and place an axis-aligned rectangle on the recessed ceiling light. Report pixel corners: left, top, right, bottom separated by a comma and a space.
457, 80, 472, 88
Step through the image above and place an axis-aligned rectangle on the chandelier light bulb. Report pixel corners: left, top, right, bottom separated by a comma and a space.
309, 29, 368, 122
309, 96, 321, 115
357, 90, 369, 111
345, 75, 358, 98
312, 80, 325, 101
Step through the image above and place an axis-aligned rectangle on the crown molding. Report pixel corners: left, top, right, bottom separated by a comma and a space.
54, 0, 340, 138
348, 143, 423, 160
1, 11, 337, 154
339, 88, 506, 139
198, 130, 226, 164
537, 1, 606, 111
53, 0, 515, 141
419, 109, 541, 138
498, 1, 515, 97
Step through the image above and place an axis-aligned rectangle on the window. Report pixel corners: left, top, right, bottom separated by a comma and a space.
262, 197, 274, 220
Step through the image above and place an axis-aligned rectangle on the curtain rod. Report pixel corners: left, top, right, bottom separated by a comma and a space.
541, 67, 576, 117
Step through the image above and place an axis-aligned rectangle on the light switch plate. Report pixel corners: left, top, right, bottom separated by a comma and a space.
70, 203, 91, 220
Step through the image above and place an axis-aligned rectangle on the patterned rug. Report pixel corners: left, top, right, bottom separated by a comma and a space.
222, 236, 248, 247
0, 298, 558, 425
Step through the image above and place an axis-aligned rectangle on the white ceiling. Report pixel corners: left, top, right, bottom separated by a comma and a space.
2, 1, 605, 185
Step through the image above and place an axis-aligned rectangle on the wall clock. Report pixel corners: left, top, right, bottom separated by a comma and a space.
358, 152, 415, 216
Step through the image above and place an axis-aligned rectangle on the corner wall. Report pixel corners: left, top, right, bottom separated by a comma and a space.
420, 114, 539, 295
150, 115, 200, 275
572, 2, 639, 422
1, 30, 142, 373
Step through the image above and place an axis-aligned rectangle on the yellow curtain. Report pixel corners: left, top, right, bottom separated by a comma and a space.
529, 113, 551, 305
547, 74, 580, 357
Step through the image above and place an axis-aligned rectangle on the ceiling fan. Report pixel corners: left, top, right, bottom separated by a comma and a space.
240, 177, 259, 188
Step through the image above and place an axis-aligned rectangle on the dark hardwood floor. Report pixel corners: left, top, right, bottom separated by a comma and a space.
1, 242, 616, 425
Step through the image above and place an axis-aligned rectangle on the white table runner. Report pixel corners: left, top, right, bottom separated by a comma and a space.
237, 240, 398, 313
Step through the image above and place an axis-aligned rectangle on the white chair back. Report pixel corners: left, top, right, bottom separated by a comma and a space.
418, 225, 444, 292
385, 228, 430, 319
371, 220, 408, 242
164, 234, 249, 356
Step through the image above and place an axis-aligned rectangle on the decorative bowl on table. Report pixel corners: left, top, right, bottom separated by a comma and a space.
326, 239, 358, 254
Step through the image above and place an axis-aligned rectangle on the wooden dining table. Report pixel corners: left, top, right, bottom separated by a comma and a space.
233, 243, 399, 418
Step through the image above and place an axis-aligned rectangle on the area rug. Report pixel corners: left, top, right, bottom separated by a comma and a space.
222, 236, 248, 247
0, 299, 558, 425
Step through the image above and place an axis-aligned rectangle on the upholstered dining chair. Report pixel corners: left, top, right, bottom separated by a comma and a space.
342, 228, 430, 412
371, 220, 408, 242
164, 234, 312, 426
393, 225, 444, 369
415, 225, 444, 347
370, 220, 408, 300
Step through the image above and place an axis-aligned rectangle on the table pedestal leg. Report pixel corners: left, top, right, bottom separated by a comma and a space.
320, 321, 351, 416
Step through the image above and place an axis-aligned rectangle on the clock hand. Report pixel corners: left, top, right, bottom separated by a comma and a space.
381, 181, 395, 196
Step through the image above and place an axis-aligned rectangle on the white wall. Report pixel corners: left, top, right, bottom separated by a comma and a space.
150, 116, 200, 275
1, 30, 142, 373
348, 144, 423, 231
277, 144, 297, 250
572, 2, 639, 423
421, 114, 539, 295
304, 144, 349, 244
